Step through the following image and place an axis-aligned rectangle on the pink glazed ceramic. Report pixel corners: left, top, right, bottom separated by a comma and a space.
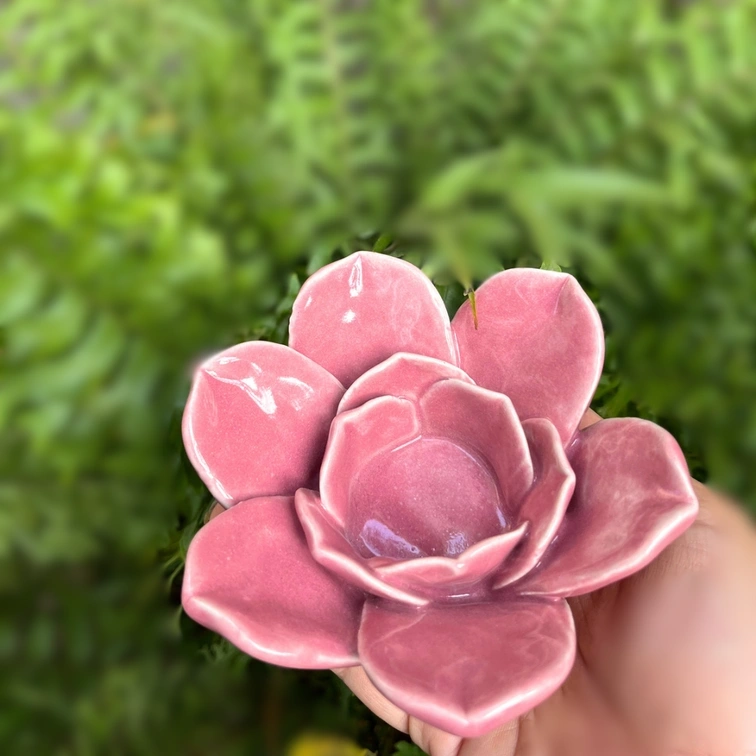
181, 252, 698, 737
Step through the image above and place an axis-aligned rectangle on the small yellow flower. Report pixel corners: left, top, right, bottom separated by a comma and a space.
287, 733, 371, 756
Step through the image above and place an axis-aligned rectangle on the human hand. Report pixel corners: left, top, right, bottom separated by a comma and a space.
335, 411, 756, 756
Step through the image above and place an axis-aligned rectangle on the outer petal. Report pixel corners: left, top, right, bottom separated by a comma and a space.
519, 418, 699, 598
359, 597, 576, 738
419, 379, 534, 513
183, 341, 344, 506
339, 353, 474, 414
494, 418, 576, 589
290, 252, 457, 387
374, 523, 527, 595
453, 269, 604, 446
182, 497, 362, 668
320, 395, 421, 527
295, 489, 429, 607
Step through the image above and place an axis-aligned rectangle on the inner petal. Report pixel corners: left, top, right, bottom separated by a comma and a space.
346, 436, 505, 560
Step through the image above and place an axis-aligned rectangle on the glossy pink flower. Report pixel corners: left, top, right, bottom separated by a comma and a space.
182, 252, 698, 737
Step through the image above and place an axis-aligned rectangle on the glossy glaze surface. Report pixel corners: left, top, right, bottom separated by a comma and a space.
348, 436, 504, 560
339, 352, 473, 414
183, 341, 344, 506
518, 417, 698, 597
290, 253, 457, 387
182, 496, 362, 669
452, 268, 604, 446
358, 598, 576, 737
182, 251, 699, 737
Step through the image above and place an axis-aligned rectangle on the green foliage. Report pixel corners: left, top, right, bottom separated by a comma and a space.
1, 0, 755, 753
392, 744, 426, 756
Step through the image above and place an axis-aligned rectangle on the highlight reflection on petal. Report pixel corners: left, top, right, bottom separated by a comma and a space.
359, 597, 576, 737
494, 418, 575, 589
453, 269, 604, 446
295, 489, 429, 607
519, 418, 698, 597
290, 252, 457, 387
183, 342, 344, 506
339, 353, 474, 414
320, 396, 421, 529
374, 523, 527, 596
183, 497, 363, 668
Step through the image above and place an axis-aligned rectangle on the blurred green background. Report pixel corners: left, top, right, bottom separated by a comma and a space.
1, 0, 755, 753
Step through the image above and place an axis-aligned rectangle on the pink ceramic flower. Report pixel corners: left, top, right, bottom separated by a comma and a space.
182, 252, 698, 737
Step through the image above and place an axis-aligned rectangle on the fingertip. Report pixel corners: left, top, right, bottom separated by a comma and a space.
332, 667, 410, 735
578, 408, 602, 430
206, 502, 225, 523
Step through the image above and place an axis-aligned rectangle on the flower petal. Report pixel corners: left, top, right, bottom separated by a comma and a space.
519, 418, 699, 598
182, 497, 362, 668
452, 269, 604, 446
359, 597, 575, 737
374, 523, 527, 596
494, 418, 576, 589
183, 342, 344, 506
339, 353, 474, 414
295, 489, 429, 607
320, 395, 421, 528
419, 379, 534, 513
290, 252, 457, 387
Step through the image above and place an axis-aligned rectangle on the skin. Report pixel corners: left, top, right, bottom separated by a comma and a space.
208, 410, 756, 756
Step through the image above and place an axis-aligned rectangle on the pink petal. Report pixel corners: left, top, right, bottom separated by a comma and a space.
494, 418, 576, 589
324, 386, 528, 562
359, 597, 575, 737
183, 342, 344, 506
519, 418, 699, 598
320, 395, 421, 529
295, 489, 429, 607
290, 252, 457, 387
419, 379, 534, 515
452, 269, 604, 446
339, 353, 474, 414
374, 523, 527, 596
336, 410, 506, 559
182, 497, 362, 668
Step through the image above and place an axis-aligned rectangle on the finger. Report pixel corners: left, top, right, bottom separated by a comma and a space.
578, 407, 602, 430
333, 667, 520, 756
334, 667, 409, 734
457, 723, 521, 756
206, 502, 225, 523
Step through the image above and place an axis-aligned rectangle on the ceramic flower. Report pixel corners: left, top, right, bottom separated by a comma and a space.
181, 252, 698, 737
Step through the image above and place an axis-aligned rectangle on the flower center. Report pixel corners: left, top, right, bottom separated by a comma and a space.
346, 436, 505, 560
